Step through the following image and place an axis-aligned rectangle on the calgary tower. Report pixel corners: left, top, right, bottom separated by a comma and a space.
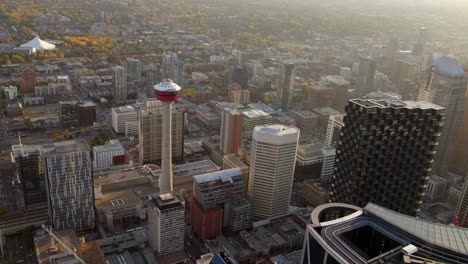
154, 79, 181, 193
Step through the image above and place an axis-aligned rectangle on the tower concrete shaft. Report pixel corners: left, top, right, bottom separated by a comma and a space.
160, 102, 173, 193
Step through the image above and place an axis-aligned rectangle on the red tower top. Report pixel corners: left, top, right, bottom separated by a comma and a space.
154, 79, 181, 102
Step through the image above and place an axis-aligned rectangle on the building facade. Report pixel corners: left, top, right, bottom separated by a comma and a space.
277, 63, 295, 112
242, 110, 274, 140
148, 192, 185, 256
330, 99, 445, 216
125, 58, 142, 82
356, 57, 376, 96
139, 105, 184, 165
112, 66, 127, 102
44, 140, 95, 231
93, 140, 125, 169
11, 144, 46, 208
220, 108, 243, 155
247, 125, 299, 220
417, 57, 467, 177
111, 106, 138, 134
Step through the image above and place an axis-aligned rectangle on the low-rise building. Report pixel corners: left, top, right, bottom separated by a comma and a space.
112, 106, 138, 134
93, 140, 125, 169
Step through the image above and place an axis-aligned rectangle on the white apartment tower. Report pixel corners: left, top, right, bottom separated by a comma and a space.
247, 125, 299, 220
148, 192, 185, 255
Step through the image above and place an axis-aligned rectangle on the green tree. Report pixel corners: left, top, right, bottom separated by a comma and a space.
10, 55, 25, 64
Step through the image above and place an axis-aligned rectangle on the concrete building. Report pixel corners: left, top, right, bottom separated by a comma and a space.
294, 111, 318, 134
112, 66, 127, 102
11, 144, 46, 208
312, 107, 340, 131
59, 101, 96, 128
147, 63, 162, 96
324, 114, 345, 148
307, 83, 336, 110
148, 192, 185, 256
417, 57, 467, 177
231, 66, 248, 90
277, 63, 295, 112
242, 109, 274, 140
356, 57, 376, 96
139, 103, 184, 165
330, 99, 445, 216
220, 108, 243, 155
426, 175, 449, 202
112, 105, 138, 134
124, 120, 139, 139
247, 125, 299, 220
20, 68, 36, 93
448, 185, 463, 209
125, 58, 142, 82
449, 96, 468, 176
302, 203, 468, 264
230, 90, 250, 105
93, 140, 125, 169
223, 154, 249, 190
303, 180, 329, 207
191, 169, 251, 239
295, 143, 335, 181
44, 139, 95, 231
196, 108, 221, 130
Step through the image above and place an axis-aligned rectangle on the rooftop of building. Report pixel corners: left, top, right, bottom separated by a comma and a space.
11, 144, 43, 157
312, 107, 340, 116
254, 124, 298, 136
43, 139, 90, 155
247, 103, 277, 115
194, 168, 242, 185
95, 185, 156, 212
350, 99, 445, 110
112, 105, 136, 114
223, 154, 249, 169
34, 229, 83, 264
149, 160, 219, 181
429, 175, 448, 185
305, 202, 468, 264
432, 57, 465, 78
196, 108, 219, 119
93, 140, 124, 152
94, 169, 146, 189
242, 109, 271, 119
148, 192, 184, 210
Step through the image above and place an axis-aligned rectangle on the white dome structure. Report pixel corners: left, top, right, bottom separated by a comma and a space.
19, 36, 55, 51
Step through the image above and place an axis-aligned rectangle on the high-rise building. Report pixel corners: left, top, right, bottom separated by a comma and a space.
450, 96, 468, 176
386, 34, 399, 58
247, 125, 299, 220
59, 101, 96, 128
324, 114, 345, 148
138, 101, 184, 165
125, 58, 142, 82
191, 169, 251, 239
44, 139, 95, 231
93, 140, 125, 169
112, 66, 127, 102
426, 175, 449, 202
455, 175, 468, 227
11, 144, 46, 208
147, 64, 162, 97
242, 110, 274, 140
302, 203, 468, 264
277, 63, 295, 112
231, 66, 249, 89
77, 101, 96, 127
111, 105, 138, 134
330, 99, 445, 216
162, 51, 177, 79
148, 192, 185, 256
174, 60, 185, 95
356, 57, 376, 96
220, 108, 243, 155
294, 111, 318, 134
417, 57, 467, 176
20, 68, 36, 93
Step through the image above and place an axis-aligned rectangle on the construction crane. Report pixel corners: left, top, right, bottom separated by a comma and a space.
41, 225, 86, 264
